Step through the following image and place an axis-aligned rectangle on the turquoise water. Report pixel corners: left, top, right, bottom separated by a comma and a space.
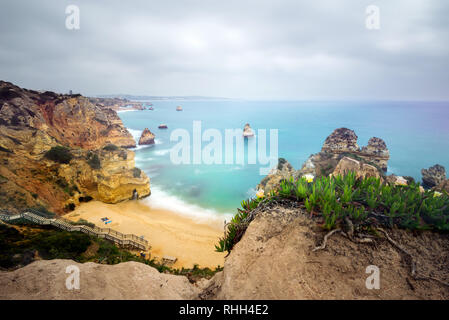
119, 101, 449, 218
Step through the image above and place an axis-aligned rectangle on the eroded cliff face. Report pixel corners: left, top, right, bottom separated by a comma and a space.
199, 206, 449, 300
0, 81, 149, 214
58, 149, 150, 206
0, 260, 198, 300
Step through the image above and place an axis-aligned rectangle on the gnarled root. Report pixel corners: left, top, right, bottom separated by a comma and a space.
377, 227, 449, 288
312, 229, 341, 252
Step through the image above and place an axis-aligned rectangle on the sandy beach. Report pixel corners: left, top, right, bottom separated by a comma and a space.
65, 200, 226, 269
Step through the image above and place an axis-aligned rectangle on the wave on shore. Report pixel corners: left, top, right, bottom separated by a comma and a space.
141, 186, 234, 226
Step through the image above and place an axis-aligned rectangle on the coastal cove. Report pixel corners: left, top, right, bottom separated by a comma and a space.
118, 100, 449, 219
66, 200, 226, 269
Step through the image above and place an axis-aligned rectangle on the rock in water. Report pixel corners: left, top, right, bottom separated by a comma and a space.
321, 128, 359, 153
176, 106, 183, 111
421, 164, 446, 188
138, 128, 155, 145
297, 127, 390, 178
243, 123, 254, 137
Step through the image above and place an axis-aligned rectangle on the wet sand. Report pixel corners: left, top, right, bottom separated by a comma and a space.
65, 200, 226, 269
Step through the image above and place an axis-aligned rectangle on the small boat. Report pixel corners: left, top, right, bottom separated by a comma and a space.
176, 106, 183, 111
149, 106, 154, 110
158, 124, 168, 129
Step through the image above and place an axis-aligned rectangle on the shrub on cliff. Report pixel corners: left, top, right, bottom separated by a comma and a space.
133, 167, 141, 178
44, 146, 73, 164
86, 152, 101, 169
103, 144, 119, 151
216, 173, 449, 253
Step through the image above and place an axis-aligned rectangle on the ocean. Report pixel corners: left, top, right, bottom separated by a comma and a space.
118, 100, 449, 220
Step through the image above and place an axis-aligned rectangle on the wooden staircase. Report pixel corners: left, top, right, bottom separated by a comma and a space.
0, 210, 150, 251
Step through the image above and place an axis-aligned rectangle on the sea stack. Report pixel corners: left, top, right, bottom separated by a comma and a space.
176, 106, 183, 111
243, 123, 254, 137
296, 127, 390, 178
138, 128, 155, 145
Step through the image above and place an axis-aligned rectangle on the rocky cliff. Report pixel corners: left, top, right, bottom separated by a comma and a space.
199, 205, 449, 299
2, 205, 447, 300
0, 81, 150, 213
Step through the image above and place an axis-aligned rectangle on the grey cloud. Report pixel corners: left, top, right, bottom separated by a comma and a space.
0, 0, 448, 100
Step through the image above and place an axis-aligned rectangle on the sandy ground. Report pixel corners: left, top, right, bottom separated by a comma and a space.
64, 201, 226, 269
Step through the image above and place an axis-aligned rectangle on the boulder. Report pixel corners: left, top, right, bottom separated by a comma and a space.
332, 157, 381, 180
138, 128, 155, 145
386, 174, 408, 186
421, 164, 446, 188
243, 123, 254, 137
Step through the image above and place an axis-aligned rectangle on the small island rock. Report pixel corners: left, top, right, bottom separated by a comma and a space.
138, 128, 155, 145
243, 123, 254, 137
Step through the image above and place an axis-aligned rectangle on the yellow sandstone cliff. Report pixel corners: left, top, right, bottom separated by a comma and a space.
0, 81, 150, 214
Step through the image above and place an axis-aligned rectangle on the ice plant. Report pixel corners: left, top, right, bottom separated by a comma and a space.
256, 189, 265, 198
303, 174, 314, 183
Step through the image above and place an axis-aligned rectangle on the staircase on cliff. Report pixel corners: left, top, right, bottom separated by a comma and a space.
0, 209, 150, 251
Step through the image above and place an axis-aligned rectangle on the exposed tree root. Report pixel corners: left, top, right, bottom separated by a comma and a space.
312, 229, 341, 252
340, 231, 374, 244
377, 227, 449, 288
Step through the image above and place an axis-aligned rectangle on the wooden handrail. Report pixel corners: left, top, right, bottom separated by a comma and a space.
0, 211, 150, 251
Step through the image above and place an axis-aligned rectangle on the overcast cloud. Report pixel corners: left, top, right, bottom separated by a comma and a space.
0, 0, 448, 100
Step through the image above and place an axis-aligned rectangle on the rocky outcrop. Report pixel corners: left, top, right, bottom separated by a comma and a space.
322, 127, 359, 153
138, 128, 155, 145
257, 158, 295, 192
332, 157, 381, 180
58, 149, 150, 205
435, 179, 449, 194
0, 81, 149, 213
243, 123, 254, 137
0, 259, 198, 300
421, 164, 446, 188
360, 137, 390, 171
200, 206, 449, 300
297, 128, 389, 179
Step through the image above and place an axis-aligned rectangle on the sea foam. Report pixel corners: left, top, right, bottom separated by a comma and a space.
141, 186, 234, 226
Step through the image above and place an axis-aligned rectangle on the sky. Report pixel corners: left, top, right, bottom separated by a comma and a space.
0, 0, 448, 100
